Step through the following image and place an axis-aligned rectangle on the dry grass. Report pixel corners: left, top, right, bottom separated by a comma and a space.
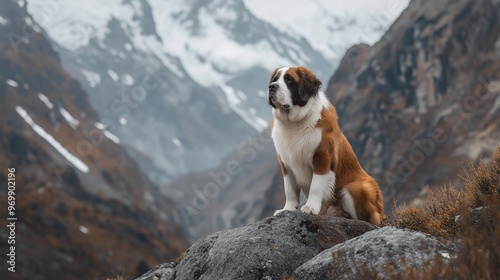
387, 147, 500, 238
105, 276, 125, 280
359, 147, 500, 279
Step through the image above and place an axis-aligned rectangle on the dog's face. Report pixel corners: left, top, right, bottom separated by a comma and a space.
267, 66, 322, 110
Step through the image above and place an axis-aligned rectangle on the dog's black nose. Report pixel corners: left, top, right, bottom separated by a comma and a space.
269, 83, 279, 92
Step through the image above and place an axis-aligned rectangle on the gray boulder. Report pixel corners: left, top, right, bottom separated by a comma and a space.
137, 211, 376, 280
293, 226, 459, 279
135, 263, 176, 280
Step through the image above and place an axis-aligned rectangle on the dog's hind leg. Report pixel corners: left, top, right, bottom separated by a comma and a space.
341, 179, 384, 225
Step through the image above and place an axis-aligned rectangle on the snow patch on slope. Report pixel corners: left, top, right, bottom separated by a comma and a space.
93, 121, 120, 143
37, 93, 54, 109
79, 225, 89, 234
6, 79, 19, 87
0, 16, 8, 25
220, 85, 268, 131
121, 74, 134, 86
107, 69, 118, 81
172, 137, 182, 147
103, 130, 120, 144
16, 106, 89, 173
59, 107, 80, 129
81, 69, 101, 88
94, 122, 106, 130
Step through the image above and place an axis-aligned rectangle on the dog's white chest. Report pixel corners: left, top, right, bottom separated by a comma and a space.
272, 123, 322, 187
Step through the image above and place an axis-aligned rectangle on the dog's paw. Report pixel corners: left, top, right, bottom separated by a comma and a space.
301, 205, 319, 215
274, 209, 288, 216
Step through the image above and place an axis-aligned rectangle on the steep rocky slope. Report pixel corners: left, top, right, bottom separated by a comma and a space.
136, 212, 458, 280
325, 0, 500, 210
0, 1, 187, 279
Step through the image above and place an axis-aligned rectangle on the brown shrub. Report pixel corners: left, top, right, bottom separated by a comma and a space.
388, 147, 500, 238
355, 147, 500, 279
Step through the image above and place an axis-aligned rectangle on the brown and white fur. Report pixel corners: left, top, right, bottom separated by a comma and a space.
268, 66, 384, 225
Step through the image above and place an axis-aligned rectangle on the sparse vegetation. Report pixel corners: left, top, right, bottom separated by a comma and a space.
387, 147, 500, 237
105, 276, 125, 280
360, 147, 500, 279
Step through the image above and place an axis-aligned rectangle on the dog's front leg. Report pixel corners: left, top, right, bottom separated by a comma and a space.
301, 171, 335, 215
274, 174, 300, 215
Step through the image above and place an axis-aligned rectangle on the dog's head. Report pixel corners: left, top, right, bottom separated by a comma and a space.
267, 66, 322, 110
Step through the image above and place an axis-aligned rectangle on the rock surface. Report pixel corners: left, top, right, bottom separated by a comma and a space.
293, 227, 459, 279
137, 211, 376, 280
136, 263, 177, 280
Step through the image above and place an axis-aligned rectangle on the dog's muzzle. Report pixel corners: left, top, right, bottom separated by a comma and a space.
268, 83, 290, 109
268, 83, 279, 108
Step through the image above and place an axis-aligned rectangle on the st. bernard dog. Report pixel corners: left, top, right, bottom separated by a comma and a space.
268, 66, 384, 225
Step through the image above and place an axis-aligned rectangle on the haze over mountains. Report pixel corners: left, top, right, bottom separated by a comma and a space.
26, 0, 408, 185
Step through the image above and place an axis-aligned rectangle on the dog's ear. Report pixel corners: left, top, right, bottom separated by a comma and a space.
269, 68, 280, 84
298, 66, 321, 104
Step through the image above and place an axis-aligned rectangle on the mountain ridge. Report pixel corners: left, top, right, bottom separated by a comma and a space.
25, 0, 406, 185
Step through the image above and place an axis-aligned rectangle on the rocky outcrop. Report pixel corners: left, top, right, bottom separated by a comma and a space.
137, 213, 464, 280
294, 227, 459, 279
136, 263, 177, 280
137, 211, 376, 280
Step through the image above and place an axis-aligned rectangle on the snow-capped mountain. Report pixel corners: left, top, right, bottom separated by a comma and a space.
25, 0, 408, 185
245, 0, 410, 62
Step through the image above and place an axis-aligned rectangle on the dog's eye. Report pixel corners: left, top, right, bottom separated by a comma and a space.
284, 75, 293, 83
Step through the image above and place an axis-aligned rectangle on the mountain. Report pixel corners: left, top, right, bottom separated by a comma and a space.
167, 0, 500, 240
244, 0, 410, 62
325, 0, 500, 210
24, 0, 408, 186
0, 1, 187, 279
23, 0, 325, 185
